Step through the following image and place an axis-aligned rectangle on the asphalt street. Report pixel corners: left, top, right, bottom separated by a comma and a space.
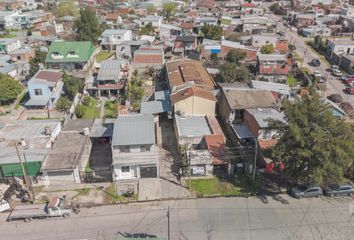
0, 195, 353, 240
276, 18, 354, 107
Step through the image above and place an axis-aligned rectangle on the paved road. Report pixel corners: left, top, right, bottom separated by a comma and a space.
276, 19, 354, 107
1, 195, 353, 240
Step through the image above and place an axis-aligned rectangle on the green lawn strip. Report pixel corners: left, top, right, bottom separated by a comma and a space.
96, 51, 114, 63
191, 176, 251, 197
75, 188, 91, 197
287, 75, 297, 87
82, 98, 100, 119
305, 42, 331, 66
14, 89, 28, 110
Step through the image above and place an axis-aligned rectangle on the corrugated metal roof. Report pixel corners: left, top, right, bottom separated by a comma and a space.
112, 115, 155, 146
246, 108, 286, 128
90, 119, 115, 138
97, 60, 121, 81
175, 115, 211, 137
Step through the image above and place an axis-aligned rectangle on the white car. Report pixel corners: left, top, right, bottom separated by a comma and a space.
313, 71, 322, 78
332, 69, 342, 77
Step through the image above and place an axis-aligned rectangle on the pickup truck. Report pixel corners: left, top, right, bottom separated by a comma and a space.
7, 196, 79, 222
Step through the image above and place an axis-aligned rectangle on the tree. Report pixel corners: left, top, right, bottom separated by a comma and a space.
218, 63, 250, 83
55, 96, 72, 114
260, 44, 274, 54
140, 22, 155, 36
226, 32, 245, 42
270, 3, 282, 15
75, 7, 102, 45
146, 4, 156, 14
201, 24, 223, 40
271, 95, 354, 185
62, 73, 83, 100
54, 0, 79, 17
225, 49, 246, 64
29, 50, 46, 78
126, 71, 144, 111
162, 2, 177, 19
103, 0, 119, 13
0, 74, 22, 105
75, 104, 86, 118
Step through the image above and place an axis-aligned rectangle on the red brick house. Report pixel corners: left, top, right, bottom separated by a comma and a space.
257, 53, 289, 82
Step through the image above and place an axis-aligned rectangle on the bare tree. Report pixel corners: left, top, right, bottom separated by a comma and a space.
203, 217, 219, 240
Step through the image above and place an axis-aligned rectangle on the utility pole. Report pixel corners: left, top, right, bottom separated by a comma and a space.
167, 206, 171, 240
14, 140, 28, 185
252, 137, 258, 181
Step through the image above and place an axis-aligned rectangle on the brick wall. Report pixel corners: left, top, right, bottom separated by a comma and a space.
259, 63, 289, 75
134, 54, 164, 64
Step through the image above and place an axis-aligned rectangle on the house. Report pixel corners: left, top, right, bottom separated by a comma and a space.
0, 54, 17, 77
218, 86, 278, 143
200, 39, 221, 59
0, 38, 21, 54
171, 86, 216, 116
25, 70, 64, 109
0, 0, 26, 11
301, 26, 331, 37
87, 59, 129, 98
138, 15, 162, 31
40, 119, 93, 185
242, 16, 274, 34
9, 48, 35, 62
100, 29, 132, 51
0, 11, 19, 30
221, 40, 258, 62
293, 14, 316, 29
257, 53, 289, 82
160, 24, 182, 41
326, 38, 354, 56
173, 36, 198, 55
196, 0, 216, 11
187, 149, 213, 176
243, 108, 285, 149
140, 90, 172, 120
105, 12, 122, 29
133, 45, 165, 66
0, 120, 61, 180
250, 80, 291, 99
116, 40, 150, 59
45, 41, 96, 79
201, 134, 230, 173
111, 115, 159, 181
165, 59, 217, 91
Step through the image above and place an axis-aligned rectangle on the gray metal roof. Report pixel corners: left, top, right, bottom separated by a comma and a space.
140, 90, 171, 114
90, 119, 115, 138
98, 60, 121, 81
232, 123, 254, 139
175, 115, 211, 138
246, 108, 286, 128
250, 80, 291, 96
112, 115, 155, 146
257, 53, 287, 62
102, 29, 130, 36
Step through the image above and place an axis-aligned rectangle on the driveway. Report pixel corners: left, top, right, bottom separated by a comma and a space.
276, 19, 354, 107
1, 195, 353, 240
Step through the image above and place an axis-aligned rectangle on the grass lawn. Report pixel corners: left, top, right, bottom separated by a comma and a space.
80, 97, 100, 119
1, 33, 16, 38
287, 75, 297, 87
104, 183, 138, 204
191, 175, 251, 197
96, 51, 114, 63
104, 100, 118, 118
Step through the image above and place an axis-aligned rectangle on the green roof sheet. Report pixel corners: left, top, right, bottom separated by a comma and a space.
45, 41, 95, 63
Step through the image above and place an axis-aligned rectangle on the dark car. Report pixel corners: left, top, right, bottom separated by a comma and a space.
290, 185, 323, 198
310, 59, 321, 67
323, 183, 354, 197
345, 87, 354, 95
327, 94, 343, 103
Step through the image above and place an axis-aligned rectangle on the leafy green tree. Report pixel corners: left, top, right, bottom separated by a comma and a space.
226, 33, 245, 42
270, 3, 282, 15
54, 0, 79, 17
271, 95, 354, 185
225, 49, 246, 64
140, 22, 155, 36
127, 71, 144, 111
201, 24, 223, 40
0, 74, 22, 105
75, 7, 102, 45
62, 72, 83, 100
55, 96, 72, 114
146, 4, 156, 14
260, 44, 274, 54
162, 2, 177, 19
218, 63, 250, 83
29, 50, 46, 78
75, 104, 86, 118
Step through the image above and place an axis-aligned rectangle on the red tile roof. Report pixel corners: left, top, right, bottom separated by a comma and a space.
170, 86, 216, 104
181, 22, 193, 29
204, 135, 228, 165
206, 115, 224, 137
242, 3, 256, 8
258, 139, 278, 149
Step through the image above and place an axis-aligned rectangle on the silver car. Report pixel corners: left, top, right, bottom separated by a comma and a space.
291, 185, 323, 198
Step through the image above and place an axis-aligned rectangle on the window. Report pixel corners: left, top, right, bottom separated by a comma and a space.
120, 146, 130, 153
121, 166, 130, 172
262, 130, 272, 140
141, 145, 151, 152
34, 89, 43, 96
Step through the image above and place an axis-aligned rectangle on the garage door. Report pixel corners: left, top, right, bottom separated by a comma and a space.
140, 166, 157, 178
47, 171, 75, 185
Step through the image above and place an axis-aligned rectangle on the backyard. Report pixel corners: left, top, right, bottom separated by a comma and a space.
190, 175, 252, 197
104, 100, 118, 118
96, 51, 114, 63
75, 96, 100, 119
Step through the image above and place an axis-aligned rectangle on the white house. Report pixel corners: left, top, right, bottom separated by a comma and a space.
111, 115, 159, 181
0, 11, 19, 30
100, 29, 132, 51
138, 15, 162, 31
0, 38, 21, 54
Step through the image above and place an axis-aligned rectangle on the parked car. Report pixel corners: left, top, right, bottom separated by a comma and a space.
330, 65, 339, 72
290, 185, 323, 198
343, 78, 354, 85
310, 58, 321, 67
345, 87, 354, 95
323, 183, 354, 197
332, 69, 342, 77
327, 94, 343, 103
339, 102, 354, 114
341, 75, 354, 81
313, 70, 322, 78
